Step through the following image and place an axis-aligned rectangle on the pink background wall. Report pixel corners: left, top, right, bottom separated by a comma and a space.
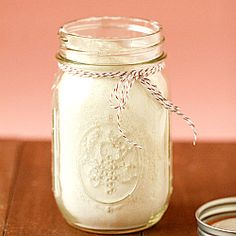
1, 0, 236, 141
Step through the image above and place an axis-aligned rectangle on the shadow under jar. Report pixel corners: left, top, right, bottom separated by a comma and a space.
52, 16, 172, 234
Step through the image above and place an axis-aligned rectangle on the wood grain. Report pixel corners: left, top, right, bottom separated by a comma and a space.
0, 141, 236, 235
2, 141, 141, 236
144, 142, 236, 236
0, 140, 21, 234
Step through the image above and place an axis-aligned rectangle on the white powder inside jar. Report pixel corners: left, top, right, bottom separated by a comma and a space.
53, 58, 171, 230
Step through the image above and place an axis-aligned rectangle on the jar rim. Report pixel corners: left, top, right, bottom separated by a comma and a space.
59, 16, 162, 41
57, 16, 164, 65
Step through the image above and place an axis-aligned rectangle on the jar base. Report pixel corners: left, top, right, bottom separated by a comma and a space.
64, 205, 168, 235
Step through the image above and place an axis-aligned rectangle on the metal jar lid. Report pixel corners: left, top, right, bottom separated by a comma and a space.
196, 197, 236, 235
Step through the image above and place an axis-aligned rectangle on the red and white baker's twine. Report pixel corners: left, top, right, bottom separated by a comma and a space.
58, 62, 197, 148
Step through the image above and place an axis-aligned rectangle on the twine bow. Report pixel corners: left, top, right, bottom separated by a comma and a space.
58, 62, 197, 148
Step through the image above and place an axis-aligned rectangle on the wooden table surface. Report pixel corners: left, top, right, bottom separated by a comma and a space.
0, 141, 235, 236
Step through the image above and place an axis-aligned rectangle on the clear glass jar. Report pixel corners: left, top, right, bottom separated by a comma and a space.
52, 16, 172, 234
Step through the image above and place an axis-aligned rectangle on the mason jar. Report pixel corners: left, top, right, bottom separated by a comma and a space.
52, 16, 173, 234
